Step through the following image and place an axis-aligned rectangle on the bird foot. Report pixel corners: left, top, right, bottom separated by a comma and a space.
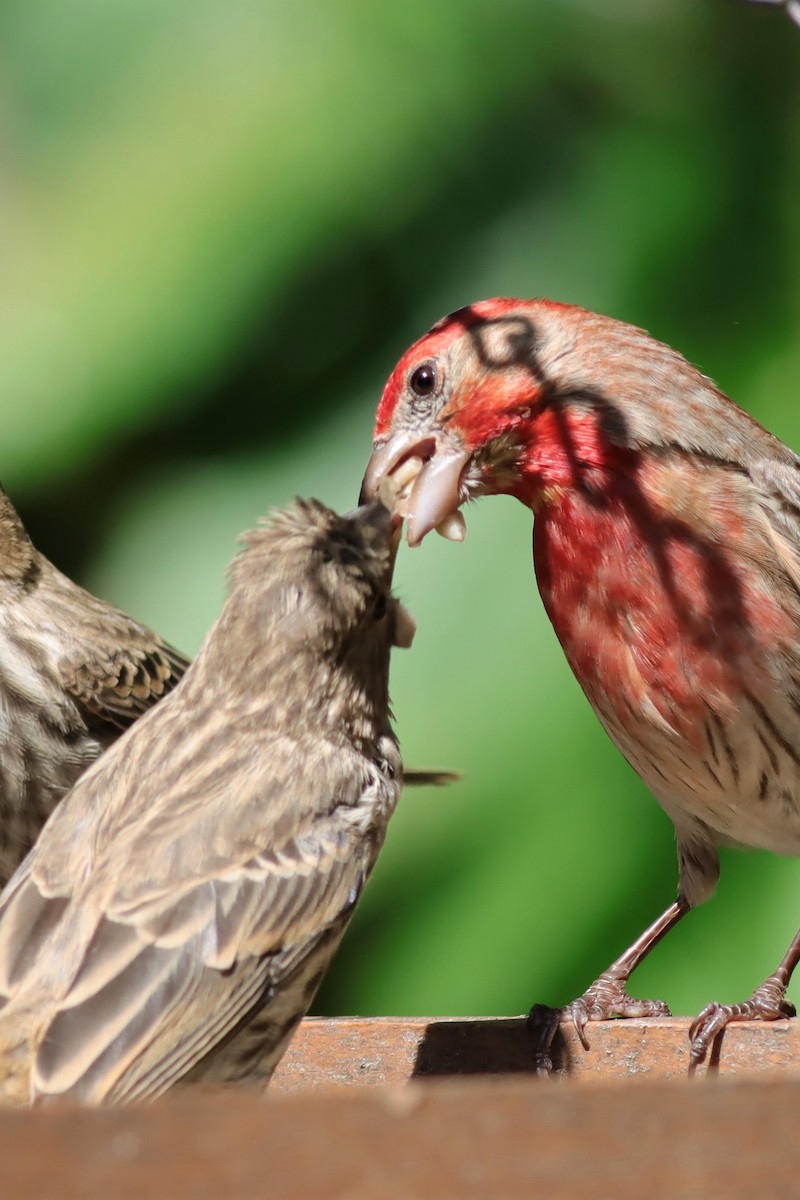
688, 976, 796, 1067
528, 974, 672, 1075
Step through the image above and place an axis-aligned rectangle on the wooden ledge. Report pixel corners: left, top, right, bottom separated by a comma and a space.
272, 1013, 800, 1090
3, 1073, 800, 1199
4, 1018, 800, 1197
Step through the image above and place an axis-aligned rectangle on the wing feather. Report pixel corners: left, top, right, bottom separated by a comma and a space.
59, 638, 189, 731
25, 763, 391, 1103
43, 561, 190, 732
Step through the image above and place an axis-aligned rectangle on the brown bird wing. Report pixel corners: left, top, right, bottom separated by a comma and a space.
56, 601, 189, 731
751, 459, 800, 601
0, 742, 389, 1105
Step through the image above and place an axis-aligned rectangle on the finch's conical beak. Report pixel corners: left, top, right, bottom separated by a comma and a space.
360, 432, 471, 547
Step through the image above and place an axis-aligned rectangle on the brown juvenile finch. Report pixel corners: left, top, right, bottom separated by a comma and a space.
0, 485, 188, 886
361, 297, 800, 1067
0, 497, 411, 1105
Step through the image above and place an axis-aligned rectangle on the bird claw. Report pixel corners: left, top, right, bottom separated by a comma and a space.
527, 975, 672, 1074
688, 978, 797, 1067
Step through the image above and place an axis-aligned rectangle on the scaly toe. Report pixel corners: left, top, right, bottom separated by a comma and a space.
527, 983, 672, 1073
578, 976, 672, 1024
593, 992, 671, 1020
689, 992, 796, 1067
688, 1002, 727, 1066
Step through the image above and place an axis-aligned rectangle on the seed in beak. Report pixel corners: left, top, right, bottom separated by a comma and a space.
377, 455, 425, 514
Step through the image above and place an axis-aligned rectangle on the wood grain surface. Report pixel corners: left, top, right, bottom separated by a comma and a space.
3, 1016, 799, 1199
273, 1013, 800, 1089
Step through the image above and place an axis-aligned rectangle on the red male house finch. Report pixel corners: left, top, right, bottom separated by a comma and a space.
0, 485, 188, 886
361, 298, 800, 1066
0, 498, 412, 1105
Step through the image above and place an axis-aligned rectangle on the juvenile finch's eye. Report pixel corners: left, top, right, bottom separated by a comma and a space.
409, 362, 438, 398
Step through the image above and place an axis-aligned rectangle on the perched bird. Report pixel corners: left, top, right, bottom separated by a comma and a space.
0, 485, 188, 886
361, 298, 800, 1066
0, 497, 412, 1105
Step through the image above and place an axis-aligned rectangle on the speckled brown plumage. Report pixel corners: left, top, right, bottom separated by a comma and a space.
0, 486, 188, 885
0, 498, 408, 1106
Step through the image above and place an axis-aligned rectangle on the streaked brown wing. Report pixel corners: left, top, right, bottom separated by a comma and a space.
25, 765, 388, 1104
44, 563, 190, 730
59, 634, 189, 730
748, 459, 800, 601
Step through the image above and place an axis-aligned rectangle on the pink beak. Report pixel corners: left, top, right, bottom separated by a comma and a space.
360, 430, 472, 547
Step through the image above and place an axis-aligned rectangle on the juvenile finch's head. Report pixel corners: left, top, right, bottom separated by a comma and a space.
212, 498, 415, 729
230, 498, 412, 647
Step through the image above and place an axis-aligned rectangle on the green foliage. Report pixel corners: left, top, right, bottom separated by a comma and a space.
3, 0, 800, 1017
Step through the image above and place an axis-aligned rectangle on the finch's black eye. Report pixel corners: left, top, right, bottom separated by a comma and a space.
409, 361, 438, 398
373, 593, 388, 621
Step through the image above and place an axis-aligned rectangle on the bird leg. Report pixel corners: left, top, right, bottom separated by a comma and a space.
528, 898, 690, 1074
688, 928, 800, 1067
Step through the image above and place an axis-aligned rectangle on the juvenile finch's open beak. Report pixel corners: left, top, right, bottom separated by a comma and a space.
345, 499, 402, 570
344, 501, 416, 646
360, 432, 472, 547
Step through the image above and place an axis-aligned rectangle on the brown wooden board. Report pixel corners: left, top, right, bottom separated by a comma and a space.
273, 1014, 800, 1090
4, 1017, 800, 1198
2, 1073, 799, 1199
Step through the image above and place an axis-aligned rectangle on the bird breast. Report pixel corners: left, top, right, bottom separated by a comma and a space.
532, 464, 800, 855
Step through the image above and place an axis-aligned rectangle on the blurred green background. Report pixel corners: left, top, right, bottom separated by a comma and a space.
2, 0, 800, 1019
